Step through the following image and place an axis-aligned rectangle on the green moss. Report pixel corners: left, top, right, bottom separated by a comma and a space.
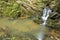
47, 19, 60, 29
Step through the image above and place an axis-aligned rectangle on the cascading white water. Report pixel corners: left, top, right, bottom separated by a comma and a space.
37, 6, 52, 40
42, 7, 51, 25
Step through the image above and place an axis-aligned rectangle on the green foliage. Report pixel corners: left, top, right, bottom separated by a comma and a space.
0, 0, 46, 19
0, 1, 19, 18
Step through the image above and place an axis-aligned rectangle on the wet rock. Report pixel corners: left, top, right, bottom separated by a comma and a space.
9, 18, 15, 21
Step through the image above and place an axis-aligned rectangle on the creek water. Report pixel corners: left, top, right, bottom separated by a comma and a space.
37, 7, 52, 40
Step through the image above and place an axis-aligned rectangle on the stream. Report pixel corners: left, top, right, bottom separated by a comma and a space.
37, 6, 52, 40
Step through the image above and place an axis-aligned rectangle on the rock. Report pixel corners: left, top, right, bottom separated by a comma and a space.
44, 29, 60, 40
9, 18, 15, 21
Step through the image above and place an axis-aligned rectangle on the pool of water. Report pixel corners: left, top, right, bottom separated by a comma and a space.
0, 17, 49, 40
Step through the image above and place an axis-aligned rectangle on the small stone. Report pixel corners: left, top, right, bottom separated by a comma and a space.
50, 36, 53, 39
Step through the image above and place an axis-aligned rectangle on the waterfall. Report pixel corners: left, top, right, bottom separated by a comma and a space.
37, 6, 52, 40
42, 7, 51, 25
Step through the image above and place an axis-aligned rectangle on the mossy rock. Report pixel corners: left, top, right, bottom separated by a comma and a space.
47, 19, 60, 29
